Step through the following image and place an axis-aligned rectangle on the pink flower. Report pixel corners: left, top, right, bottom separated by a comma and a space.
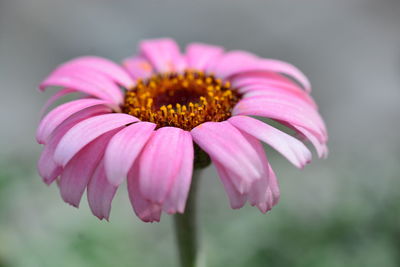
37, 38, 328, 222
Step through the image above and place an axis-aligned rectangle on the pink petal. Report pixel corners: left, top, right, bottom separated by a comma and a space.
87, 160, 118, 220
191, 121, 263, 193
238, 83, 317, 109
211, 53, 311, 92
250, 173, 269, 213
242, 89, 317, 110
127, 162, 162, 223
104, 122, 156, 187
213, 131, 274, 213
185, 43, 224, 71
40, 88, 76, 115
293, 125, 328, 159
139, 38, 186, 73
37, 105, 111, 185
122, 57, 154, 80
37, 98, 110, 144
232, 96, 325, 140
62, 56, 135, 88
254, 167, 280, 214
232, 72, 298, 89
231, 71, 317, 106
138, 127, 187, 204
60, 129, 120, 207
39, 71, 118, 104
257, 59, 311, 92
267, 165, 280, 207
207, 50, 311, 91
214, 161, 247, 209
240, 131, 271, 212
206, 50, 258, 77
229, 116, 312, 168
238, 94, 325, 132
162, 131, 194, 214
47, 65, 124, 104
54, 113, 138, 167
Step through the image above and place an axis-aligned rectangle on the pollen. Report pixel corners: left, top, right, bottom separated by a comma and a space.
122, 70, 241, 130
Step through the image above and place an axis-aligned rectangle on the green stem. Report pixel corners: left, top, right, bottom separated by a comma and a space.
174, 169, 202, 267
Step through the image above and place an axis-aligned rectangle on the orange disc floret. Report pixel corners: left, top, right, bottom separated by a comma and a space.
122, 70, 241, 130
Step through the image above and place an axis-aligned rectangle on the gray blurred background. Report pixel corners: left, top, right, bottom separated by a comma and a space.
0, 0, 399, 266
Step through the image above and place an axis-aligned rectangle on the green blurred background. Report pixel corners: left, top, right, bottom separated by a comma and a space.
1, 1, 400, 266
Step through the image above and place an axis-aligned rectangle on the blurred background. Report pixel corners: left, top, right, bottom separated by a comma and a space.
1, 0, 400, 266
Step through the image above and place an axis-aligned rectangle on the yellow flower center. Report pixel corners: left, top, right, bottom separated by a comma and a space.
122, 70, 240, 130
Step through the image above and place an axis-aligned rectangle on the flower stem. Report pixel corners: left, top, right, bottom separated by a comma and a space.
174, 169, 202, 267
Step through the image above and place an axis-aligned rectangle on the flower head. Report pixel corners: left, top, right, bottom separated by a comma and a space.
37, 38, 328, 222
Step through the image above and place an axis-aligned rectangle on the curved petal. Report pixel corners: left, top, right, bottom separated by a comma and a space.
214, 161, 247, 209
104, 122, 156, 186
249, 173, 269, 213
242, 89, 316, 110
139, 38, 186, 73
61, 56, 135, 88
37, 99, 110, 144
293, 125, 328, 159
87, 160, 118, 220
206, 50, 258, 77
162, 131, 194, 214
229, 116, 312, 168
266, 165, 280, 207
48, 65, 124, 104
37, 153, 62, 186
191, 121, 263, 193
239, 84, 317, 109
240, 131, 271, 212
54, 113, 138, 167
231, 72, 298, 89
232, 96, 326, 140
257, 59, 311, 92
212, 54, 311, 92
40, 88, 76, 115
122, 57, 154, 80
60, 129, 120, 207
185, 43, 224, 71
127, 162, 162, 223
39, 70, 120, 104
232, 71, 317, 108
212, 132, 273, 213
238, 94, 321, 119
37, 105, 111, 185
138, 127, 187, 204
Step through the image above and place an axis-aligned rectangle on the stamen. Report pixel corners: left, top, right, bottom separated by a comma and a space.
122, 70, 240, 130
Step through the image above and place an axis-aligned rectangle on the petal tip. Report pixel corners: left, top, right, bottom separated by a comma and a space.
65, 201, 80, 209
